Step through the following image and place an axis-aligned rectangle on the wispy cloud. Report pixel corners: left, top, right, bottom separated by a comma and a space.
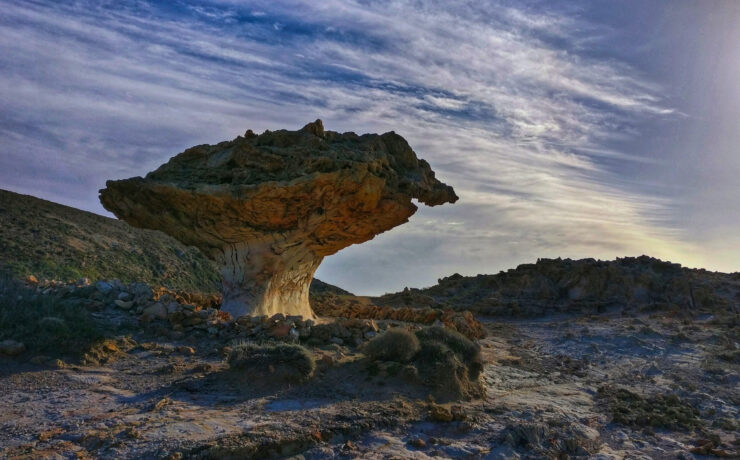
0, 0, 707, 292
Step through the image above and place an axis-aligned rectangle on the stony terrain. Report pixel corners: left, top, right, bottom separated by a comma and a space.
1, 191, 738, 459
1, 277, 737, 459
375, 256, 738, 318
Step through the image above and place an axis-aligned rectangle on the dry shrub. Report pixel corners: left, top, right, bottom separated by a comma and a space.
364, 325, 484, 401
413, 328, 484, 401
363, 328, 420, 363
228, 342, 315, 383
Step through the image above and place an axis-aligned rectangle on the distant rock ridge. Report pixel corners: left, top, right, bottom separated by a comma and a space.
374, 256, 739, 317
100, 120, 457, 319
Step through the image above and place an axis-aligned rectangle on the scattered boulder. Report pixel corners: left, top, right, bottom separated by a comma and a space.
114, 299, 134, 310
140, 303, 168, 322
95, 280, 113, 295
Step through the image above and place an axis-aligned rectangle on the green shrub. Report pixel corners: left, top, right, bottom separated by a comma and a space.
228, 342, 315, 383
413, 340, 477, 400
363, 328, 420, 363
410, 326, 484, 400
0, 276, 104, 357
415, 326, 482, 379
362, 325, 485, 401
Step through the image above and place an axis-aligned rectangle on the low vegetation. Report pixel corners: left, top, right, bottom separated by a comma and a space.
598, 386, 701, 430
0, 189, 220, 292
0, 275, 104, 358
228, 342, 316, 383
362, 328, 419, 362
363, 325, 484, 400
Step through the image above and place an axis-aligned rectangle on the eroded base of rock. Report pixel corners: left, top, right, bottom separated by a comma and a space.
217, 242, 321, 319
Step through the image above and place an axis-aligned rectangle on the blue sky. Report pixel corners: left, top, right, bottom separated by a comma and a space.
1, 0, 738, 293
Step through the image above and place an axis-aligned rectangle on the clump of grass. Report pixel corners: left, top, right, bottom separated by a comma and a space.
363, 328, 420, 363
0, 275, 104, 358
228, 342, 315, 383
363, 325, 484, 401
598, 386, 701, 430
413, 326, 484, 400
415, 326, 483, 379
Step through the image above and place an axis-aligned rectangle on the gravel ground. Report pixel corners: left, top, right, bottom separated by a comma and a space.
1, 309, 737, 459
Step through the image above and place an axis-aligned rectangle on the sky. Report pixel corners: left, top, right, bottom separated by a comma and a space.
1, 0, 738, 294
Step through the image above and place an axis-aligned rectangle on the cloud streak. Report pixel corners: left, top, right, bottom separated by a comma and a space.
0, 0, 711, 293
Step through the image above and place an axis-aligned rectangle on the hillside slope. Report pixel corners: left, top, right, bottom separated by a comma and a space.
0, 189, 353, 296
0, 189, 220, 292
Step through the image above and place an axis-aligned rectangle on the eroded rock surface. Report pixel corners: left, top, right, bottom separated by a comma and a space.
100, 120, 457, 318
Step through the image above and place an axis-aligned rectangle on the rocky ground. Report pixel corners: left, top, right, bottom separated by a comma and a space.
1, 289, 737, 459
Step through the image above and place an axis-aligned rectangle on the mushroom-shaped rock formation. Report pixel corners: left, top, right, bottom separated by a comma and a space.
100, 120, 458, 319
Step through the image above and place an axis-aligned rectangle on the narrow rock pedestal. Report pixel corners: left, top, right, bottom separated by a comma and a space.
218, 241, 322, 318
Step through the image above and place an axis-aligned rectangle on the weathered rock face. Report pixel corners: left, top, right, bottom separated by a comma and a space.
100, 120, 457, 318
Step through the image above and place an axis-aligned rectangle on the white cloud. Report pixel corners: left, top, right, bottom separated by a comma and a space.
0, 0, 712, 293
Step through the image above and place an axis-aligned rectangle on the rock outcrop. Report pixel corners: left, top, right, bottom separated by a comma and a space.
100, 120, 457, 318
375, 256, 739, 317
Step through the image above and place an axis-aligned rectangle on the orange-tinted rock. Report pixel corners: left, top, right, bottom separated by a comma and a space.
311, 293, 485, 339
100, 120, 457, 319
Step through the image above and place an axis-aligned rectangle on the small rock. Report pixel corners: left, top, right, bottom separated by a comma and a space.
115, 299, 135, 310
289, 327, 300, 341
236, 315, 253, 326
140, 302, 168, 322
191, 363, 214, 373
428, 404, 453, 422
364, 330, 377, 339
25, 275, 38, 285
269, 313, 286, 323
95, 280, 113, 294
207, 327, 218, 336
410, 438, 426, 449
176, 346, 195, 355
117, 292, 132, 301
0, 339, 26, 356
270, 323, 292, 338
286, 315, 303, 324
330, 337, 344, 345
151, 397, 172, 411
